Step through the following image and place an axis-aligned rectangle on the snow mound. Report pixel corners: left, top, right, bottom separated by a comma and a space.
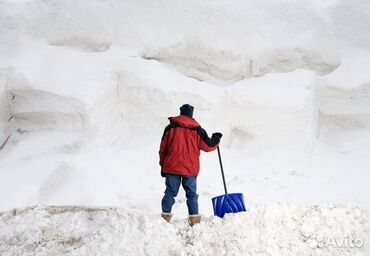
0, 204, 369, 256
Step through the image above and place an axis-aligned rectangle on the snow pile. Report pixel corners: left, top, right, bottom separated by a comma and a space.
0, 204, 369, 256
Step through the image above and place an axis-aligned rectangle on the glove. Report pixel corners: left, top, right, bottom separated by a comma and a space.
212, 132, 223, 139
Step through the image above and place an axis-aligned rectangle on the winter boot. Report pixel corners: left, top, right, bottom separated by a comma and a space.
161, 212, 173, 223
188, 215, 201, 227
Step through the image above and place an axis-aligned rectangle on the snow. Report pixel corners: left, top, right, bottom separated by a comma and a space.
0, 205, 369, 256
0, 68, 13, 148
317, 49, 370, 90
1, 0, 370, 255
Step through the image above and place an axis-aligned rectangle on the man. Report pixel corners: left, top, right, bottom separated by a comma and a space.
159, 104, 222, 226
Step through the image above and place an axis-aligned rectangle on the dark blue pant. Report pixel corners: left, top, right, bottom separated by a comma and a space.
161, 175, 198, 215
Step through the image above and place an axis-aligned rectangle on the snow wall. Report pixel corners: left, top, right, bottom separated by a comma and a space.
0, 0, 369, 148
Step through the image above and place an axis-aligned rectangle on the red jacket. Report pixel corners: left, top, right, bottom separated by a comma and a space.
159, 115, 220, 177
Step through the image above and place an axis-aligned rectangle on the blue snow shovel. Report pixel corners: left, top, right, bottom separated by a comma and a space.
212, 146, 246, 218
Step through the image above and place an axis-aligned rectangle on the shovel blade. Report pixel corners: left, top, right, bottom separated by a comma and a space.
212, 193, 246, 218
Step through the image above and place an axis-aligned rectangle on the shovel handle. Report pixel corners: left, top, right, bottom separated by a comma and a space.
217, 146, 228, 195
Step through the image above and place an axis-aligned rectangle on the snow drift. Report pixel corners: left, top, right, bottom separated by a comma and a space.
1, 204, 369, 256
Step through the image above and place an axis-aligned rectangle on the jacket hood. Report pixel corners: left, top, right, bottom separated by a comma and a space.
169, 115, 200, 129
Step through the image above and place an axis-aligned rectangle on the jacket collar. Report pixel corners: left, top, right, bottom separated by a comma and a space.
169, 115, 200, 128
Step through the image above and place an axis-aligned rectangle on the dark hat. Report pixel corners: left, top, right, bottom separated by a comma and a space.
180, 104, 194, 117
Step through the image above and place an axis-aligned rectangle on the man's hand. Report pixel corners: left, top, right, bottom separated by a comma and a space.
212, 132, 223, 140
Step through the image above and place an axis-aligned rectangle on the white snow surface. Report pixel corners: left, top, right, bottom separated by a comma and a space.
1, 205, 369, 256
1, 0, 370, 255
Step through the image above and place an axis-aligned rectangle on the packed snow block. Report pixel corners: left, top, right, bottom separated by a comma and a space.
10, 89, 88, 132
2, 64, 88, 133
0, 71, 11, 149
225, 70, 318, 146
116, 81, 196, 134
318, 85, 370, 131
112, 66, 223, 138
225, 100, 316, 146
142, 42, 252, 83
142, 40, 339, 84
